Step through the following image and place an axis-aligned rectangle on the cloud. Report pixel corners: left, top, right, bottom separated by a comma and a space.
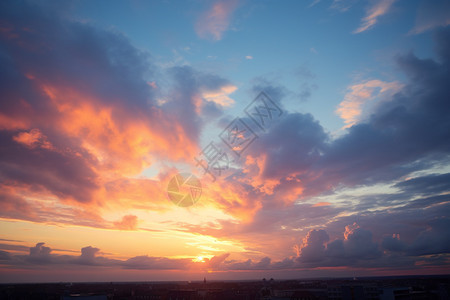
1, 0, 450, 279
394, 173, 450, 197
353, 0, 396, 34
0, 0, 193, 206
12, 128, 53, 150
409, 0, 450, 35
407, 219, 450, 256
195, 0, 239, 40
123, 256, 190, 270
288, 28, 450, 193
201, 84, 237, 107
0, 130, 100, 204
0, 0, 240, 228
2, 221, 449, 274
381, 234, 407, 252
0, 250, 11, 260
245, 55, 253, 60
205, 253, 230, 269
177, 31, 450, 270
250, 79, 289, 107
381, 218, 450, 257
77, 246, 101, 265
28, 243, 52, 263
0, 187, 39, 222
296, 224, 384, 267
330, 0, 358, 12
113, 215, 138, 230
163, 65, 235, 135
298, 229, 329, 263
309, 0, 321, 8
242, 111, 327, 195
197, 30, 450, 263
336, 79, 403, 128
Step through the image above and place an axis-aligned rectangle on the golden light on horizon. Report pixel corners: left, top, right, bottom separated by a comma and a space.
192, 256, 206, 263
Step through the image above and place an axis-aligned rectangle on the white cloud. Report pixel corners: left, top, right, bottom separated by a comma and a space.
202, 84, 237, 107
336, 79, 403, 128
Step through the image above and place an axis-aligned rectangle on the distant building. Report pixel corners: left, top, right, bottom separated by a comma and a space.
62, 295, 107, 300
328, 284, 379, 300
379, 287, 411, 300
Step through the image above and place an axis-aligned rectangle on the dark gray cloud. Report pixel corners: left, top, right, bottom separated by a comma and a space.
28, 242, 52, 264
0, 0, 155, 117
75, 246, 101, 265
298, 229, 329, 263
381, 218, 450, 257
250, 78, 288, 109
296, 225, 381, 267
406, 218, 450, 256
255, 112, 328, 180
394, 173, 450, 196
0, 131, 99, 203
162, 65, 232, 140
0, 250, 11, 260
0, 243, 30, 252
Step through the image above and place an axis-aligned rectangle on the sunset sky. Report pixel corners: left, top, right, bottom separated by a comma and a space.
1, 0, 450, 282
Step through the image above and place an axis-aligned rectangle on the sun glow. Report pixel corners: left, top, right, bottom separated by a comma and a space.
193, 256, 206, 263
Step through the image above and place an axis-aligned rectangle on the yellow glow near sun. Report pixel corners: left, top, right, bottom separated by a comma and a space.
193, 256, 205, 263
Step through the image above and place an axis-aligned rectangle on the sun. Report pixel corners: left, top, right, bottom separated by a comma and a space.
193, 256, 205, 263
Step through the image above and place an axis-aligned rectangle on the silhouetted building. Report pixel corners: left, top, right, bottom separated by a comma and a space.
328, 284, 379, 300
380, 287, 411, 300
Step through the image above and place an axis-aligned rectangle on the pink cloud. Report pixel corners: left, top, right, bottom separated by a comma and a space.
353, 0, 396, 34
195, 0, 239, 40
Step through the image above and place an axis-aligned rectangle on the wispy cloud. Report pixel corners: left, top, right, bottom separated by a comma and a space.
309, 0, 321, 8
330, 0, 358, 12
353, 0, 396, 34
409, 0, 450, 35
195, 0, 239, 40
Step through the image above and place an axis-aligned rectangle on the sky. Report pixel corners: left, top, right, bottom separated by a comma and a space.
0, 0, 450, 282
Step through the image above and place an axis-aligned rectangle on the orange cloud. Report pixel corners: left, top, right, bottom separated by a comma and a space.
13, 128, 53, 150
201, 176, 263, 223
40, 84, 198, 175
240, 154, 305, 205
312, 202, 331, 207
113, 215, 138, 230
